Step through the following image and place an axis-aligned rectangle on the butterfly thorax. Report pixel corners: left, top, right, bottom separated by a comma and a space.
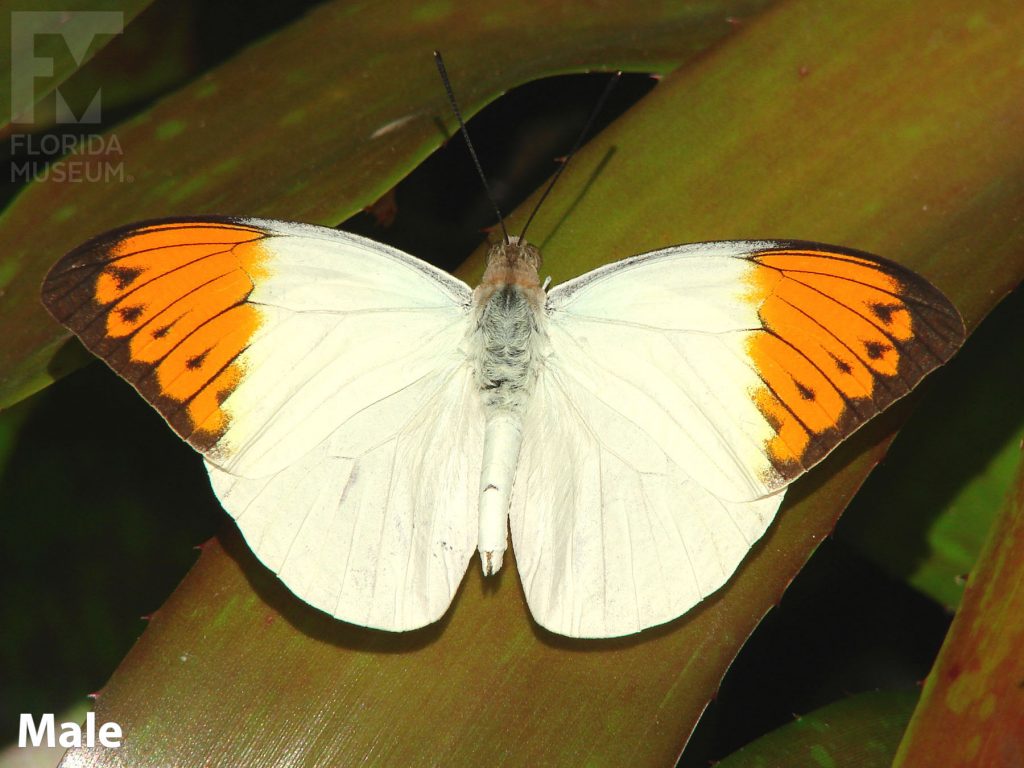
472, 237, 546, 413
471, 237, 546, 576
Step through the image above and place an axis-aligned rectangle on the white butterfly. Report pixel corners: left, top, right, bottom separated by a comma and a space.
41, 217, 963, 637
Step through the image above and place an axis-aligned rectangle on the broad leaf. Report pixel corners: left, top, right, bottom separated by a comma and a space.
0, 0, 774, 409
717, 690, 918, 768
893, 453, 1024, 764
51, 0, 1024, 766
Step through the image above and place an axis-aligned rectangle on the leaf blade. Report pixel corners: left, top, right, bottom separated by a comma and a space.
893, 453, 1024, 765
0, 0, 775, 410
717, 690, 919, 768
49, 0, 1024, 765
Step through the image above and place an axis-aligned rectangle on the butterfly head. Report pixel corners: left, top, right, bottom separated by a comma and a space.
480, 236, 542, 291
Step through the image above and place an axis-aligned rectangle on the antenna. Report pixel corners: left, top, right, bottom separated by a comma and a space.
433, 51, 510, 244
518, 71, 622, 243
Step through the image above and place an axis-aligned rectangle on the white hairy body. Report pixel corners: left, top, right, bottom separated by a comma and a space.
471, 238, 546, 575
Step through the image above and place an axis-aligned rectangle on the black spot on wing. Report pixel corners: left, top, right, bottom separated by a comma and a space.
119, 305, 144, 323
864, 340, 890, 360
795, 381, 816, 401
186, 351, 208, 370
108, 265, 144, 289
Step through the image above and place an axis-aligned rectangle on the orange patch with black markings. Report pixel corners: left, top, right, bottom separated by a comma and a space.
743, 246, 965, 479
41, 218, 272, 453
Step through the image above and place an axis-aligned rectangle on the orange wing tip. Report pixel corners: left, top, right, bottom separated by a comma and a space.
41, 217, 275, 453
743, 242, 965, 477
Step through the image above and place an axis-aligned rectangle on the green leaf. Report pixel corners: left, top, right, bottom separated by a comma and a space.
16, 0, 1021, 765
32, 2, 199, 129
716, 690, 918, 768
893, 451, 1024, 764
0, 0, 774, 409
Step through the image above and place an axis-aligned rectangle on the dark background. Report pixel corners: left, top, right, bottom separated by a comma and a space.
2, 1, 1021, 763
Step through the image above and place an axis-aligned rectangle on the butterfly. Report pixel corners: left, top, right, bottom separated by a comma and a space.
40, 216, 964, 638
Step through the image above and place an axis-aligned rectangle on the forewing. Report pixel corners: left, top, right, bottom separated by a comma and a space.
40, 217, 474, 477
544, 240, 965, 501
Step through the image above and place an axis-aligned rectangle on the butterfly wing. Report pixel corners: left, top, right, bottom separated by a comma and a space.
206, 360, 483, 631
511, 372, 786, 639
511, 241, 964, 637
42, 217, 482, 630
